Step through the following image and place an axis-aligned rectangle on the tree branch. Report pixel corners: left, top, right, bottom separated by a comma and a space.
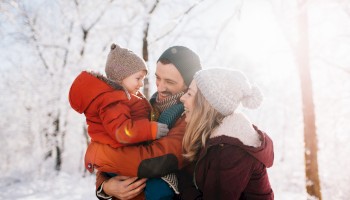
317, 56, 350, 74
153, 0, 205, 43
214, 0, 244, 48
21, 6, 51, 72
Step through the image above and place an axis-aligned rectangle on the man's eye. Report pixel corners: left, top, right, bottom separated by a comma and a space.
167, 81, 175, 85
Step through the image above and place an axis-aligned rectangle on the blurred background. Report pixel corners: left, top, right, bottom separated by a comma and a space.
1, 0, 349, 199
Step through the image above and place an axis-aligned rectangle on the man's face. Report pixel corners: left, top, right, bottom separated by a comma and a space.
155, 62, 187, 101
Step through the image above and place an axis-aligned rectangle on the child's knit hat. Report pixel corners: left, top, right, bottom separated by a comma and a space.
194, 68, 263, 116
105, 43, 148, 83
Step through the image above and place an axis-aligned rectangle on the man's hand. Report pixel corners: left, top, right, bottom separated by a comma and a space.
103, 175, 147, 200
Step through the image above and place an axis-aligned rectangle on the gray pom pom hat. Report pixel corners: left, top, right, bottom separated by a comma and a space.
194, 68, 263, 116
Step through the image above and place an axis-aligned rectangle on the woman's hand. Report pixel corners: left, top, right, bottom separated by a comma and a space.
103, 175, 147, 200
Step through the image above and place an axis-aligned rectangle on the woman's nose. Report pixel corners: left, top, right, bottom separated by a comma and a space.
180, 95, 185, 103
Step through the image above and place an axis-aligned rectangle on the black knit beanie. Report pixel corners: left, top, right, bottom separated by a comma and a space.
157, 46, 202, 86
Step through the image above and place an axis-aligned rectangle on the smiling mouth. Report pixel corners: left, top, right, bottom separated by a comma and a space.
158, 92, 171, 99
184, 107, 190, 113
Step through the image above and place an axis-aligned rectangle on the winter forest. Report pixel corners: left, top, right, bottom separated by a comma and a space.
0, 0, 349, 199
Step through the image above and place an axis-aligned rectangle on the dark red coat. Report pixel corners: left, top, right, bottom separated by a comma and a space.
178, 113, 274, 200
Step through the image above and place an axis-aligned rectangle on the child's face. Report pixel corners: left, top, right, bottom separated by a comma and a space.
121, 70, 147, 95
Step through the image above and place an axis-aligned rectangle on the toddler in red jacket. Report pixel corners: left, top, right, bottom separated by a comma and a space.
69, 43, 168, 149
69, 43, 172, 199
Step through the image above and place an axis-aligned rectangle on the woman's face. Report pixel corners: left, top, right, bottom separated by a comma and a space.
180, 80, 197, 123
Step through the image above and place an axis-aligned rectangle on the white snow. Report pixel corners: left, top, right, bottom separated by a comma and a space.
1, 0, 349, 199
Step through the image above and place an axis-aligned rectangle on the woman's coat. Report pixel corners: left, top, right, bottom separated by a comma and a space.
178, 113, 274, 200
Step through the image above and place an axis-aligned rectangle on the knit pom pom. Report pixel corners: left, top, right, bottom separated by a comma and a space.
110, 43, 117, 50
241, 85, 263, 109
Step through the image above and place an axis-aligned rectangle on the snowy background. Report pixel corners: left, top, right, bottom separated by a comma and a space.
1, 0, 349, 199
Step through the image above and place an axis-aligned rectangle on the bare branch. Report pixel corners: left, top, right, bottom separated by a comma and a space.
317, 56, 350, 74
62, 21, 74, 69
76, 0, 115, 56
148, 0, 160, 14
153, 0, 205, 42
20, 7, 51, 71
214, 0, 244, 48
142, 0, 160, 61
40, 44, 67, 51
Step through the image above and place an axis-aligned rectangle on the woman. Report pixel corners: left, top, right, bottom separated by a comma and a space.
178, 68, 274, 200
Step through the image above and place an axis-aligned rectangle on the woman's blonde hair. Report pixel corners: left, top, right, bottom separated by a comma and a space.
182, 89, 224, 162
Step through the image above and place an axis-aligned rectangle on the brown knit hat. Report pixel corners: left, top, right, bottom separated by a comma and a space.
105, 43, 148, 83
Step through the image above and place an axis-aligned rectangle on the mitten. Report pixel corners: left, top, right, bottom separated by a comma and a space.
156, 122, 169, 139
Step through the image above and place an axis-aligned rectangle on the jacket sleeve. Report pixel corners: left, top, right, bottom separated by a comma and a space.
98, 93, 156, 144
96, 171, 107, 191
89, 117, 187, 178
95, 171, 113, 200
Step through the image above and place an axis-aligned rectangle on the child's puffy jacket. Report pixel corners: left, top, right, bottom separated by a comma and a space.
69, 71, 158, 148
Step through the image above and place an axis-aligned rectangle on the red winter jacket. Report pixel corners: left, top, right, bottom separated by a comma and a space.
93, 116, 187, 200
69, 71, 158, 149
90, 116, 187, 177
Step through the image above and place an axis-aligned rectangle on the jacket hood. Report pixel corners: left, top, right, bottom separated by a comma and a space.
209, 113, 274, 167
69, 71, 128, 113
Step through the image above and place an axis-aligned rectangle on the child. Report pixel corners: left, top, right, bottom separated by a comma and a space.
69, 43, 173, 199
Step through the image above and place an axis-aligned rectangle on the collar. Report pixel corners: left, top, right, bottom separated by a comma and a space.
210, 113, 261, 148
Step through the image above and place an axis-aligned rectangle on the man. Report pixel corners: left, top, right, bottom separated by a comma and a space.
86, 46, 202, 199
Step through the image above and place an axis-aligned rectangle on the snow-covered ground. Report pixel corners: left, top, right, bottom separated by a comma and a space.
0, 171, 303, 200
1, 0, 349, 199
0, 173, 96, 200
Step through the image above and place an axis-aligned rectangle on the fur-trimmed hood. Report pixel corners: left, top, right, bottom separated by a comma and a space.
208, 113, 274, 167
69, 71, 131, 114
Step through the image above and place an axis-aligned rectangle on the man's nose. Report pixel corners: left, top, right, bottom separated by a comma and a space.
157, 81, 166, 92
